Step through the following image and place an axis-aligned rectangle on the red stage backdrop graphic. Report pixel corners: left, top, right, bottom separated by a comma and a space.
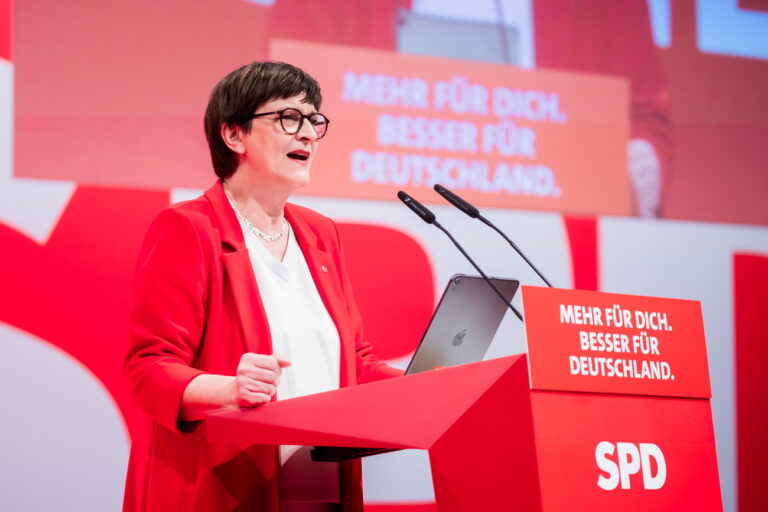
3, 1, 768, 511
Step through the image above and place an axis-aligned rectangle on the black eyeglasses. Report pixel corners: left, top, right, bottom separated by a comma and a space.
244, 108, 330, 139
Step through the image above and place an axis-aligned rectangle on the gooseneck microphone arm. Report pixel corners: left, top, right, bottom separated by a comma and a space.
478, 217, 553, 288
397, 191, 523, 322
433, 184, 554, 288
432, 223, 524, 322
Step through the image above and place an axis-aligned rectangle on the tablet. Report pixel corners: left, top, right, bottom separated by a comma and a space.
405, 274, 519, 375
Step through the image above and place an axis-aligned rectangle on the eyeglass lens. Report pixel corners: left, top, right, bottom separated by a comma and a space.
280, 108, 328, 138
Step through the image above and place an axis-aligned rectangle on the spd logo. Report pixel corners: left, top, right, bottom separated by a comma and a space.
595, 441, 666, 490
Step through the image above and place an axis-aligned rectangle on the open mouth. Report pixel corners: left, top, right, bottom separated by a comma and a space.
287, 151, 309, 161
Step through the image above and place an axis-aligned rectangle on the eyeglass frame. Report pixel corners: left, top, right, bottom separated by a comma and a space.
242, 108, 330, 139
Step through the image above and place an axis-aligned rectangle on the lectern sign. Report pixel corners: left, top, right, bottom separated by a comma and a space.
521, 286, 711, 398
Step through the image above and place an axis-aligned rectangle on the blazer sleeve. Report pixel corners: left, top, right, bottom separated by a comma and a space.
124, 208, 210, 432
332, 222, 404, 384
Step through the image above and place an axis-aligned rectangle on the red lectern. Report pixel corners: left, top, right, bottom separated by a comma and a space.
207, 287, 722, 511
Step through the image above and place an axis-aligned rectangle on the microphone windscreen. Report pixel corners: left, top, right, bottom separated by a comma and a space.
397, 191, 436, 224
433, 184, 479, 218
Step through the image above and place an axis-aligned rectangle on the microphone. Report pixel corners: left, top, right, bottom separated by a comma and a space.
396, 191, 523, 322
433, 184, 479, 218
433, 184, 553, 288
397, 190, 435, 224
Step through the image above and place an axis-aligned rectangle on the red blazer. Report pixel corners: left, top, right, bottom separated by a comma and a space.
123, 181, 400, 512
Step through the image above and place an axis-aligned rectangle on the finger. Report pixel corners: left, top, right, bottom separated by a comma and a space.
238, 390, 272, 407
240, 352, 280, 372
238, 367, 280, 385
272, 353, 292, 368
240, 380, 276, 396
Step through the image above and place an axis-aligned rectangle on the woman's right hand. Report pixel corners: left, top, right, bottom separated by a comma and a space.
233, 353, 292, 407
180, 353, 292, 421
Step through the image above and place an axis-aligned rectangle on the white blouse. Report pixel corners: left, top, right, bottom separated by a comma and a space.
236, 213, 341, 505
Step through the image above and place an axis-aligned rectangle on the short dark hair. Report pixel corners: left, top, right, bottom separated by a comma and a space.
204, 61, 322, 179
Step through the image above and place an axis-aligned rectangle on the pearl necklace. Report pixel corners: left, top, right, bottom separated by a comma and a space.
231, 203, 288, 243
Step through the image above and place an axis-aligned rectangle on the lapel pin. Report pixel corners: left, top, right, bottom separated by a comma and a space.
321, 265, 328, 273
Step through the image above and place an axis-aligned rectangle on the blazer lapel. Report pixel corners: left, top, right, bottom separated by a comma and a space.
205, 182, 272, 354
285, 204, 355, 385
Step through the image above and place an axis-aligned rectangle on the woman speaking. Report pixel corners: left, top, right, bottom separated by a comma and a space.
123, 62, 401, 512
